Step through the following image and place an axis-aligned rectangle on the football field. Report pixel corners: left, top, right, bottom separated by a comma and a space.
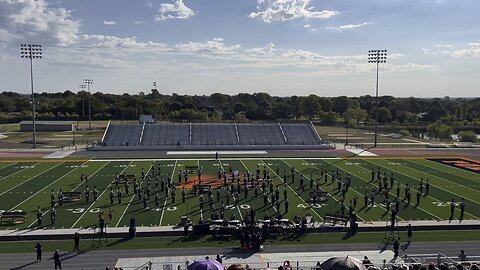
0, 157, 479, 230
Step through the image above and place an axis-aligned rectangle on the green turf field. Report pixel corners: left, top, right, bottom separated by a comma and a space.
0, 157, 479, 230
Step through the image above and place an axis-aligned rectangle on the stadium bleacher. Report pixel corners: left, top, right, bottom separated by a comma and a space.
97, 121, 333, 150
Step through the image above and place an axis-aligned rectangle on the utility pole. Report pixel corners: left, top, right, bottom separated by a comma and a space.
79, 84, 86, 118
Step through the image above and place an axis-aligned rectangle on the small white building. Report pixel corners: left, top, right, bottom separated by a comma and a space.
139, 115, 154, 124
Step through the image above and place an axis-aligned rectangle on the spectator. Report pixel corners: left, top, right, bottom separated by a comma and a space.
283, 261, 292, 270
228, 263, 245, 270
53, 250, 62, 269
363, 256, 373, 267
393, 238, 400, 258
459, 250, 467, 261
428, 262, 438, 270
407, 224, 413, 242
73, 232, 80, 251
216, 254, 223, 264
470, 265, 478, 270
246, 264, 252, 270
35, 241, 42, 262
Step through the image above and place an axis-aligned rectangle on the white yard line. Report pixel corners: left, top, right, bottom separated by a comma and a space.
28, 161, 110, 228
307, 159, 397, 222
0, 162, 45, 196
159, 160, 177, 226
0, 162, 65, 200
221, 160, 243, 220
116, 164, 153, 227
71, 161, 133, 228
0, 162, 40, 181
366, 160, 479, 219
405, 160, 480, 198
9, 161, 70, 211
0, 162, 19, 171
89, 157, 342, 162
239, 160, 277, 213
266, 159, 324, 221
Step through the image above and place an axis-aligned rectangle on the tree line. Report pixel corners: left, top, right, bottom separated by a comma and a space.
0, 91, 478, 141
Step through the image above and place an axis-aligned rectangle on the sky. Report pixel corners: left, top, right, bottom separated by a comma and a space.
1, 0, 480, 97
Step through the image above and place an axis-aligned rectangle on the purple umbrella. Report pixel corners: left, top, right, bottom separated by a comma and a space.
187, 259, 224, 270
321, 256, 368, 270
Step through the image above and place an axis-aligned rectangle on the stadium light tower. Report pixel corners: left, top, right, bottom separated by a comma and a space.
20, 44, 42, 149
83, 79, 93, 130
368, 49, 387, 148
79, 84, 86, 117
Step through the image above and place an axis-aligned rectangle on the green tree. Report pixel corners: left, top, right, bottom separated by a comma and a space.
457, 131, 477, 143
371, 107, 392, 124
427, 120, 453, 140
300, 94, 321, 119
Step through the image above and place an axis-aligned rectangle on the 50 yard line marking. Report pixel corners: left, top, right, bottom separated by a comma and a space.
28, 161, 111, 228
220, 160, 243, 220
71, 161, 133, 228
159, 160, 177, 226
239, 160, 277, 213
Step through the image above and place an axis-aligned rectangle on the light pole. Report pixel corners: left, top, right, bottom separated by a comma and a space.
79, 84, 86, 118
368, 49, 387, 147
83, 79, 93, 130
20, 44, 42, 149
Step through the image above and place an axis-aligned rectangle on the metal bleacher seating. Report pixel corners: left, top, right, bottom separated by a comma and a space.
282, 123, 320, 145
100, 121, 326, 149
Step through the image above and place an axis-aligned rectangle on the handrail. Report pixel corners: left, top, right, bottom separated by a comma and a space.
310, 120, 322, 143
101, 120, 111, 142
139, 122, 145, 144
234, 122, 240, 142
278, 122, 287, 142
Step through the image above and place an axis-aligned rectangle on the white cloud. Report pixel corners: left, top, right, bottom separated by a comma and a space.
174, 38, 241, 56
0, 0, 80, 46
451, 43, 480, 59
326, 22, 372, 31
249, 0, 339, 23
421, 43, 480, 58
134, 20, 144, 25
434, 44, 454, 49
104, 20, 116, 25
304, 24, 310, 28
154, 0, 195, 21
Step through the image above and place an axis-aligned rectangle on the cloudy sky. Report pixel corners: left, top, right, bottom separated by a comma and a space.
1, 0, 479, 97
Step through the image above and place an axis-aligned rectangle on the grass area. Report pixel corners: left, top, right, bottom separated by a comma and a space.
1, 230, 480, 254
315, 126, 430, 145
0, 158, 479, 231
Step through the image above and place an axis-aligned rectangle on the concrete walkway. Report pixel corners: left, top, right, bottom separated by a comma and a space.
1, 219, 479, 240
